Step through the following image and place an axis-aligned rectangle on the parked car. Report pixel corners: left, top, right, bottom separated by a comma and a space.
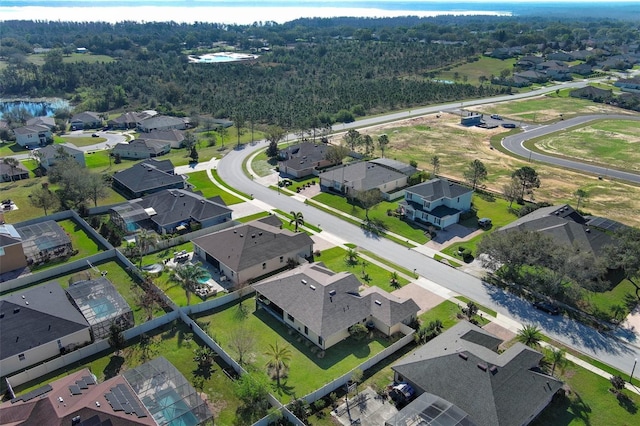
478, 217, 492, 229
502, 123, 517, 128
491, 114, 502, 120
91, 133, 99, 137
534, 301, 561, 315
390, 383, 415, 401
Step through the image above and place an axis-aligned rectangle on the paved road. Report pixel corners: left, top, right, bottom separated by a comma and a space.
502, 114, 640, 184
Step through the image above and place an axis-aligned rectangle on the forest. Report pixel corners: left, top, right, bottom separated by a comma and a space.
1, 16, 639, 129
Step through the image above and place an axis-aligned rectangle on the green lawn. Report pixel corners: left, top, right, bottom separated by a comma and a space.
237, 211, 271, 223
12, 320, 242, 426
251, 149, 278, 177
274, 209, 322, 233
435, 56, 517, 85
454, 296, 498, 318
198, 299, 393, 402
0, 141, 29, 156
58, 136, 107, 147
212, 169, 252, 200
185, 170, 244, 205
318, 246, 409, 293
312, 192, 429, 244
585, 278, 638, 319
418, 300, 462, 330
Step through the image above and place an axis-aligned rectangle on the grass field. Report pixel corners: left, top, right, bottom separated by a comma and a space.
531, 119, 640, 173
199, 298, 393, 402
11, 320, 242, 426
185, 170, 244, 205
435, 57, 517, 86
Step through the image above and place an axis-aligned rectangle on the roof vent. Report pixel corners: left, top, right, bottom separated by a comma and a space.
329, 290, 336, 296
301, 279, 307, 285
21, 295, 25, 299
259, 232, 263, 236
234, 230, 237, 233
0, 313, 4, 318
310, 285, 316, 290
458, 352, 469, 360
585, 228, 590, 233
96, 401, 101, 407
375, 300, 382, 306
240, 234, 243, 237
179, 193, 185, 197
252, 234, 256, 238
13, 308, 20, 314
25, 301, 29, 305
477, 363, 488, 371
489, 365, 498, 374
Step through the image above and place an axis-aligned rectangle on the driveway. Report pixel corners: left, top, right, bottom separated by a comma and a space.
392, 283, 445, 315
425, 223, 482, 250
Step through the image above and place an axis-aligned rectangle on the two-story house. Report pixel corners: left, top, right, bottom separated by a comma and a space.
13, 124, 52, 148
401, 178, 473, 229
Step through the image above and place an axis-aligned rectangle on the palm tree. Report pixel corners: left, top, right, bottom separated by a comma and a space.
517, 324, 543, 348
430, 155, 440, 177
176, 262, 209, 305
546, 347, 567, 377
377, 134, 389, 158
462, 301, 478, 322
389, 271, 401, 289
575, 188, 588, 211
135, 229, 157, 267
264, 341, 292, 386
2, 157, 20, 182
344, 248, 358, 266
289, 211, 304, 232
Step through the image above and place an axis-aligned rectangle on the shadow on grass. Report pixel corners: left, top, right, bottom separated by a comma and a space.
103, 355, 125, 379
271, 379, 296, 397
617, 392, 638, 414
531, 390, 591, 426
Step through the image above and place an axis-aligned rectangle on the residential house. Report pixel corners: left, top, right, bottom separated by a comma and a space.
13, 124, 52, 148
496, 204, 614, 259
111, 139, 171, 159
278, 141, 335, 178
546, 51, 573, 62
254, 262, 419, 350
0, 281, 92, 377
319, 161, 409, 199
0, 160, 29, 182
26, 116, 56, 129
65, 277, 134, 340
0, 224, 28, 275
390, 322, 563, 426
0, 357, 212, 426
192, 216, 314, 285
568, 63, 593, 76
614, 77, 640, 93
36, 142, 86, 170
112, 159, 185, 199
107, 111, 156, 130
137, 115, 187, 133
145, 129, 185, 148
513, 70, 547, 84
15, 220, 73, 266
515, 55, 544, 69
70, 111, 102, 130
401, 178, 473, 229
110, 189, 232, 235
569, 86, 612, 101
368, 158, 418, 176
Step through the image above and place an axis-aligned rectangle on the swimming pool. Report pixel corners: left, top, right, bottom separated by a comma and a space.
88, 299, 117, 320
153, 390, 199, 426
197, 273, 212, 284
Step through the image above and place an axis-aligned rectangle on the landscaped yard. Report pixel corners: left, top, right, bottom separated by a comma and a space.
10, 320, 243, 426
318, 246, 409, 293
185, 170, 244, 205
198, 299, 394, 402
312, 192, 429, 244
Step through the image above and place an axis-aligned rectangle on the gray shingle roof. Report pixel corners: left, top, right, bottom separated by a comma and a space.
392, 322, 562, 426
320, 161, 407, 191
253, 263, 418, 338
26, 116, 55, 128
112, 139, 169, 156
0, 282, 90, 360
368, 158, 417, 176
38, 143, 82, 160
112, 160, 184, 196
406, 178, 473, 201
135, 189, 231, 227
13, 124, 50, 135
279, 142, 330, 172
192, 220, 313, 272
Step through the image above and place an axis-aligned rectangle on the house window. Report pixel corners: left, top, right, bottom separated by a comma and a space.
457, 197, 460, 202
406, 193, 412, 200
318, 336, 323, 345
280, 256, 284, 263
304, 326, 308, 335
262, 262, 266, 269
18, 353, 25, 361
423, 201, 430, 210
287, 314, 294, 322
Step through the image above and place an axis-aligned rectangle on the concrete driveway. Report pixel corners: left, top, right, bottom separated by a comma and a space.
392, 283, 445, 315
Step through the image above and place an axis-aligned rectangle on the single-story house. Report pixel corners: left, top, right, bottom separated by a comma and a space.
319, 161, 408, 199
390, 322, 563, 426
65, 277, 134, 340
0, 224, 28, 275
192, 216, 314, 286
614, 77, 640, 93
112, 159, 185, 199
400, 178, 473, 229
36, 143, 86, 170
13, 124, 52, 148
70, 111, 102, 130
107, 111, 156, 130
0, 356, 212, 426
110, 189, 232, 235
144, 129, 185, 148
137, 115, 187, 133
368, 158, 418, 176
26, 116, 56, 129
254, 262, 419, 350
111, 139, 171, 159
569, 63, 593, 76
497, 204, 614, 259
0, 281, 92, 377
0, 160, 30, 182
15, 220, 73, 265
569, 86, 613, 101
278, 141, 335, 178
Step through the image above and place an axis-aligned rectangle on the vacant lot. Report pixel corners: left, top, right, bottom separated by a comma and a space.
532, 119, 640, 172
351, 99, 640, 228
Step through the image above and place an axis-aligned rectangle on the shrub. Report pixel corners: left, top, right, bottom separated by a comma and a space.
348, 323, 368, 341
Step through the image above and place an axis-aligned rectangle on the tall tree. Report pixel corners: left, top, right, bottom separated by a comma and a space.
325, 144, 350, 164
264, 341, 292, 386
135, 229, 158, 265
502, 178, 521, 208
289, 211, 304, 232
343, 129, 361, 151
362, 134, 374, 157
234, 112, 245, 148
512, 166, 541, 200
265, 125, 285, 158
230, 325, 256, 366
430, 155, 440, 177
355, 188, 383, 221
377, 134, 389, 158
605, 227, 640, 288
575, 188, 588, 210
516, 324, 543, 348
2, 157, 20, 182
86, 173, 108, 207
28, 185, 58, 215
463, 159, 488, 190
546, 347, 567, 377
108, 322, 126, 355
175, 262, 209, 305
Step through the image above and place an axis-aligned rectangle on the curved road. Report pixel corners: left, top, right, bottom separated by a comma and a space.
502, 114, 640, 184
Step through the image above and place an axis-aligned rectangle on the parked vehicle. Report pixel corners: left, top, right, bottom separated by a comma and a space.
534, 301, 561, 315
491, 114, 502, 120
478, 218, 492, 229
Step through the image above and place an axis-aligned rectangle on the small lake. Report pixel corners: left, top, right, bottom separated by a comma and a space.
0, 99, 71, 120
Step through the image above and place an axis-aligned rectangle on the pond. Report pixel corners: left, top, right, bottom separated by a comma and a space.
0, 98, 71, 120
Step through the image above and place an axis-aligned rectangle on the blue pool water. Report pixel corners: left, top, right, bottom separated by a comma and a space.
154, 391, 199, 426
197, 273, 212, 284
88, 299, 117, 320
